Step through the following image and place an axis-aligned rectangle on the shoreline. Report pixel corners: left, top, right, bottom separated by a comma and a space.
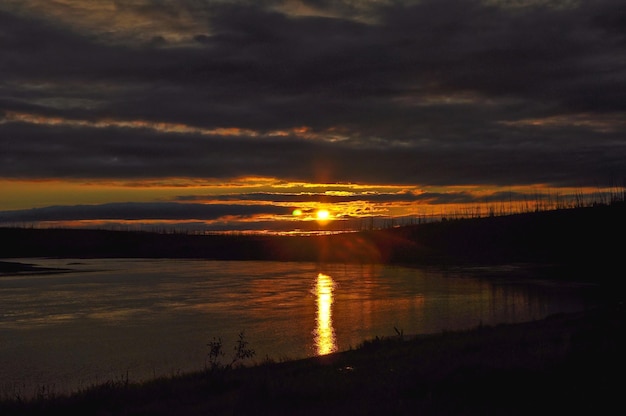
2, 204, 625, 274
0, 260, 72, 276
2, 301, 622, 415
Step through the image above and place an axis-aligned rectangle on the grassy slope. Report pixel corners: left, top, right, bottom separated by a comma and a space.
2, 302, 623, 415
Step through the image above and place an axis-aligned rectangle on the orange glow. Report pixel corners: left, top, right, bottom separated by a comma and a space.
316, 209, 330, 221
2, 111, 350, 142
314, 273, 337, 355
0, 177, 617, 233
498, 112, 626, 133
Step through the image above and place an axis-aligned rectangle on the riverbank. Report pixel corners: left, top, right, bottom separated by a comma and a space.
0, 260, 72, 275
2, 204, 624, 264
2, 300, 622, 415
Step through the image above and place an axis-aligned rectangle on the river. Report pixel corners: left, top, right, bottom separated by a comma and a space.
0, 258, 602, 397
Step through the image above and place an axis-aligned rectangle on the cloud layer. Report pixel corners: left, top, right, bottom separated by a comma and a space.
1, 0, 625, 229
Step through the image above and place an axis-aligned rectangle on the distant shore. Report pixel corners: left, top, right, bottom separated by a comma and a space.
2, 203, 625, 285
0, 260, 71, 275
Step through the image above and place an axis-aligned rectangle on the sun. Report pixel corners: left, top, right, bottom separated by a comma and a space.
316, 209, 330, 221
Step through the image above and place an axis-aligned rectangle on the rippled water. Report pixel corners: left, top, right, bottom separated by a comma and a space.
0, 258, 601, 397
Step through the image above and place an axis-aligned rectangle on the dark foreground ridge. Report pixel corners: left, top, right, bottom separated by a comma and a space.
2, 203, 625, 277
2, 302, 623, 415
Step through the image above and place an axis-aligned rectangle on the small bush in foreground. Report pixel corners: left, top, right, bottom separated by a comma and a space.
206, 331, 256, 373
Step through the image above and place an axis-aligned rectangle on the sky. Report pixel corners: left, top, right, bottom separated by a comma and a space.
1, 0, 625, 233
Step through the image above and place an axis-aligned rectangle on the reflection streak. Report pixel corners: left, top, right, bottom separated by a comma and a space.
315, 273, 337, 355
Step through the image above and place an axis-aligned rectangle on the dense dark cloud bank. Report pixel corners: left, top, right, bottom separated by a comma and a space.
1, 0, 625, 228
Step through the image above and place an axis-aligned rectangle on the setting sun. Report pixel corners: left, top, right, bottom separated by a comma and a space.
316, 209, 330, 221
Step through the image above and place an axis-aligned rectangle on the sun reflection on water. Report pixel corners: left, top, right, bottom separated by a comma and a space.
315, 273, 337, 355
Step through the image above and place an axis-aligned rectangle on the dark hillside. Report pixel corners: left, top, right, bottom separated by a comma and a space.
2, 204, 624, 277
0, 228, 276, 260
385, 203, 625, 264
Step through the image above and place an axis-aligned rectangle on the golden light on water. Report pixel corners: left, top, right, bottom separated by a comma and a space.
314, 273, 337, 355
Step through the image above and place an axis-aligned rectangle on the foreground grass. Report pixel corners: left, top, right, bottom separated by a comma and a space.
2, 302, 623, 416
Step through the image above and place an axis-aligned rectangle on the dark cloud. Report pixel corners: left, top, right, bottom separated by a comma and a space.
0, 0, 625, 189
0, 118, 623, 187
0, 202, 291, 222
175, 190, 518, 205
175, 188, 595, 207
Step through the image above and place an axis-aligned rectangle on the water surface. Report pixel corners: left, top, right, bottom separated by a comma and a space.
0, 258, 601, 397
